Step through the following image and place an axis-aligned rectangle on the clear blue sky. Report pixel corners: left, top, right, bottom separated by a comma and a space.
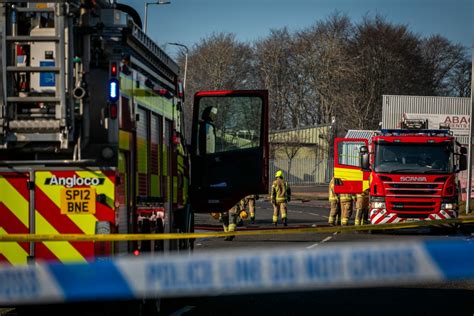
119, 0, 473, 58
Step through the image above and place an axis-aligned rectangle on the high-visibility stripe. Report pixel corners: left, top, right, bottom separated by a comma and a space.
334, 167, 363, 181
35, 215, 87, 263
137, 138, 148, 174
0, 203, 28, 234
0, 227, 28, 265
0, 175, 29, 227
119, 130, 131, 151
150, 174, 160, 196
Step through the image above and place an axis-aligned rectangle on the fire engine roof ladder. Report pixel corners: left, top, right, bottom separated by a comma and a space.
0, 2, 69, 149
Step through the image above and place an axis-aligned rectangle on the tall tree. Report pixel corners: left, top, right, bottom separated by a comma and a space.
296, 12, 354, 128
254, 28, 294, 130
180, 33, 254, 139
421, 35, 468, 96
344, 15, 434, 130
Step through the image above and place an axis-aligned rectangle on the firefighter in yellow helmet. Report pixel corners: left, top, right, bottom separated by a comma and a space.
328, 177, 341, 226
339, 193, 354, 226
222, 202, 241, 241
271, 170, 291, 226
354, 189, 370, 226
241, 194, 259, 224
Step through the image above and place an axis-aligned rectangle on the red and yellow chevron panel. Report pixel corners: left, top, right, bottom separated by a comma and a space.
0, 170, 116, 265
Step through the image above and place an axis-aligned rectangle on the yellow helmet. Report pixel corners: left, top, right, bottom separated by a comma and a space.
239, 209, 248, 220
210, 212, 220, 220
275, 170, 283, 178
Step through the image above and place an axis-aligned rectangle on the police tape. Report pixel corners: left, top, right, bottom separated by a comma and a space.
1, 217, 474, 242
0, 239, 473, 304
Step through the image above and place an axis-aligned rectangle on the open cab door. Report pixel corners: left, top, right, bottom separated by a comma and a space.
190, 90, 269, 213
333, 138, 369, 194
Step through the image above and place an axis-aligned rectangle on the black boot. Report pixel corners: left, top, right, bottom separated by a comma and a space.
283, 218, 288, 227
250, 216, 255, 224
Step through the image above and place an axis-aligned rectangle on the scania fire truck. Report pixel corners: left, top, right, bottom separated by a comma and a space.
0, 0, 269, 265
334, 120, 467, 225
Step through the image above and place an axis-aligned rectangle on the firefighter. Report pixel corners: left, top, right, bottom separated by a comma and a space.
354, 189, 370, 226
222, 202, 240, 241
271, 170, 291, 227
199, 106, 217, 155
243, 194, 259, 224
339, 193, 354, 226
328, 177, 341, 226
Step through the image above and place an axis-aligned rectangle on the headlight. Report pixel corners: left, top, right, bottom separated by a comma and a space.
441, 203, 456, 210
371, 202, 386, 209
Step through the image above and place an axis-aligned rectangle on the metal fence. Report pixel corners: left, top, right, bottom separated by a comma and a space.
270, 158, 333, 186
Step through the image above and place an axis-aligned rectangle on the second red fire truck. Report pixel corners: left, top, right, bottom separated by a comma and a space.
334, 120, 467, 225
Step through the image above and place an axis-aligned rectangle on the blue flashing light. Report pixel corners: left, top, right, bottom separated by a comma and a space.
109, 78, 119, 102
379, 129, 452, 136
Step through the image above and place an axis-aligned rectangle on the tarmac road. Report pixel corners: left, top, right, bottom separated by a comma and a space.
157, 200, 474, 316
7, 200, 474, 316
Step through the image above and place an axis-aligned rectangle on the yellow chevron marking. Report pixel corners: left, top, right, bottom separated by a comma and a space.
35, 172, 97, 234
75, 170, 115, 207
35, 214, 87, 263
0, 175, 29, 227
0, 174, 86, 263
0, 227, 28, 265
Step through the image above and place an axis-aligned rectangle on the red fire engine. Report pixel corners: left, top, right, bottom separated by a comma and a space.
334, 120, 467, 225
0, 0, 269, 265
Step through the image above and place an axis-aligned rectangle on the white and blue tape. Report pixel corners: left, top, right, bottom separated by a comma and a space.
1, 239, 473, 304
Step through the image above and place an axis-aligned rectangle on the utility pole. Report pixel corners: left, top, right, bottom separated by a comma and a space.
466, 47, 473, 214
144, 1, 170, 34
167, 42, 189, 91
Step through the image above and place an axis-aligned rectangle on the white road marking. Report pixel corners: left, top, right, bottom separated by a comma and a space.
170, 306, 195, 316
306, 232, 339, 249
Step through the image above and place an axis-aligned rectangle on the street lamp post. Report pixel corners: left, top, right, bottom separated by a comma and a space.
167, 42, 188, 91
144, 1, 170, 34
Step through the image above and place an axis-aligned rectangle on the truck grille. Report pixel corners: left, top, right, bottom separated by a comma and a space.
388, 201, 437, 213
381, 176, 446, 216
385, 182, 443, 197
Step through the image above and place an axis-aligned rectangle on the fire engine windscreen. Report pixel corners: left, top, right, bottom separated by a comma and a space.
374, 143, 453, 173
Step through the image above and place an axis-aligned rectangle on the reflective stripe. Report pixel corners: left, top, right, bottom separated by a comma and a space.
0, 227, 28, 265
0, 175, 29, 227
119, 130, 131, 151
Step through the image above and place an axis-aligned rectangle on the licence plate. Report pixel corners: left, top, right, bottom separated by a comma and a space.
60, 188, 96, 214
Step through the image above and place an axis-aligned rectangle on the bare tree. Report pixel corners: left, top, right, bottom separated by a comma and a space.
296, 12, 354, 127
421, 35, 468, 96
344, 15, 434, 131
180, 32, 254, 139
445, 58, 472, 97
254, 28, 294, 130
